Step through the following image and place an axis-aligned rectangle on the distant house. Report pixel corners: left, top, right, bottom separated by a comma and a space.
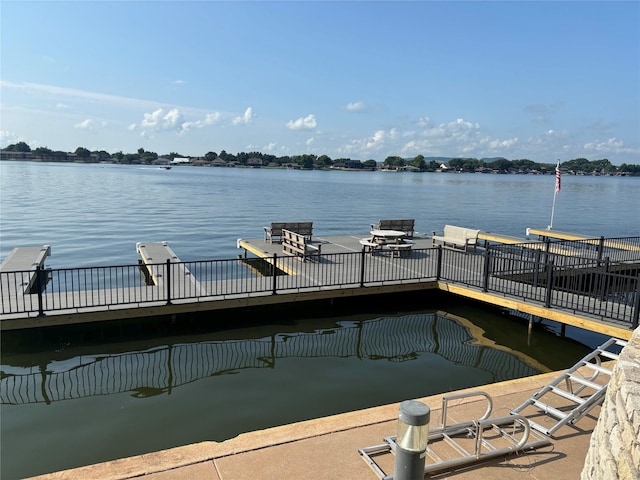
211, 157, 228, 167
170, 157, 191, 165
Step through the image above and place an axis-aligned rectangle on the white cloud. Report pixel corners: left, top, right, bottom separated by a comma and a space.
345, 101, 365, 112
181, 112, 221, 133
264, 142, 278, 151
306, 137, 315, 146
0, 130, 21, 148
56, 103, 70, 109
233, 107, 255, 125
74, 119, 96, 130
584, 137, 637, 154
287, 114, 317, 131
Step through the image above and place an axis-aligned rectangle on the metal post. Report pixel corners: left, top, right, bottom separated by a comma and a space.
482, 248, 490, 292
436, 246, 442, 281
545, 258, 554, 308
393, 400, 430, 480
360, 247, 366, 287
597, 236, 605, 263
632, 279, 640, 329
165, 259, 172, 305
36, 265, 45, 317
272, 253, 278, 295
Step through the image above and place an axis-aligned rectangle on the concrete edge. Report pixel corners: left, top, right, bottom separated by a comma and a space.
30, 369, 571, 480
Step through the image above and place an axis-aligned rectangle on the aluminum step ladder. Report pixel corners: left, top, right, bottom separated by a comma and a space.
359, 391, 552, 479
510, 337, 627, 436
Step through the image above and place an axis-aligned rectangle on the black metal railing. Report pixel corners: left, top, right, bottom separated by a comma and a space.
1, 244, 638, 328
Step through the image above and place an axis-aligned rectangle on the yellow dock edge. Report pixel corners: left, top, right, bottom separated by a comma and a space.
438, 281, 633, 340
237, 239, 297, 275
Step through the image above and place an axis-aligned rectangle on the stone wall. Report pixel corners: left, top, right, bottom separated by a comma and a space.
581, 327, 640, 480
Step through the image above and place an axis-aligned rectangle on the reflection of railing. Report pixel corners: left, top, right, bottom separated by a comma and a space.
0, 314, 540, 405
2, 241, 638, 327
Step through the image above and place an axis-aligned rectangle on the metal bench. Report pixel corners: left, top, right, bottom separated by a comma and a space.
432, 225, 480, 253
370, 219, 415, 238
264, 222, 313, 243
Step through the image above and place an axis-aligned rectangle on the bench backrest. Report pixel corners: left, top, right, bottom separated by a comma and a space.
282, 229, 307, 245
443, 225, 480, 243
377, 219, 414, 231
270, 222, 313, 236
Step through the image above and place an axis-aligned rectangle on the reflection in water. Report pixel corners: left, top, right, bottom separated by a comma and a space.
1, 312, 542, 406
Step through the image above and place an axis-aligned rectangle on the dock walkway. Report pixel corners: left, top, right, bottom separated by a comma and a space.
0, 245, 50, 294
1, 233, 637, 339
136, 242, 203, 298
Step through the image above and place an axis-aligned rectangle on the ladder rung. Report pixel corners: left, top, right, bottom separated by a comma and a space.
531, 400, 567, 420
567, 375, 603, 391
549, 386, 587, 405
580, 361, 612, 375
597, 350, 620, 361
526, 419, 552, 436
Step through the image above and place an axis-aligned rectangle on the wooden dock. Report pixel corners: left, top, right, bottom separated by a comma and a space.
0, 245, 51, 295
136, 241, 203, 298
527, 227, 640, 252
1, 233, 637, 339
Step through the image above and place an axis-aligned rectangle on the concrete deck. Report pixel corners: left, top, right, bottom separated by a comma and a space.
30, 368, 601, 480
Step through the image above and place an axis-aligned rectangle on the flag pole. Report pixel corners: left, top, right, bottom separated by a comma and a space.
548, 159, 561, 230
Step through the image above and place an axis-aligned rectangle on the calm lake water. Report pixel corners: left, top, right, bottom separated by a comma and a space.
1, 161, 638, 267
0, 162, 637, 479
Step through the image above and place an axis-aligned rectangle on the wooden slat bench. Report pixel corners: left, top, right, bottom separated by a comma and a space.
264, 222, 313, 243
370, 219, 415, 238
432, 225, 480, 253
282, 229, 321, 262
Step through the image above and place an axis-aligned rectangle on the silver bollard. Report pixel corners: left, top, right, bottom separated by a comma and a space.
393, 400, 430, 480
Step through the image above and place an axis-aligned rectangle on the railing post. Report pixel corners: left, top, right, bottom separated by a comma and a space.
545, 258, 554, 308
360, 247, 366, 287
165, 259, 172, 305
36, 265, 45, 316
272, 253, 278, 294
599, 257, 610, 301
436, 246, 442, 281
632, 279, 640, 329
482, 248, 490, 292
597, 236, 605, 262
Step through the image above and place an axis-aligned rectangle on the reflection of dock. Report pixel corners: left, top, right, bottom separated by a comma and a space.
0, 313, 542, 406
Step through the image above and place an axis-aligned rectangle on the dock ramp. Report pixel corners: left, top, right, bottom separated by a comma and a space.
0, 245, 51, 294
510, 337, 627, 436
136, 242, 202, 298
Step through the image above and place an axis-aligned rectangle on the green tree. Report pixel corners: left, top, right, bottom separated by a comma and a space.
75, 147, 91, 159
4, 141, 31, 152
411, 155, 426, 171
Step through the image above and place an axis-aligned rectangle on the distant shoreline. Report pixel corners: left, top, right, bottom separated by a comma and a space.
1, 157, 639, 177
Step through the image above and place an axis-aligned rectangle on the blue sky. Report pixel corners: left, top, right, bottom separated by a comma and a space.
1, 1, 639, 164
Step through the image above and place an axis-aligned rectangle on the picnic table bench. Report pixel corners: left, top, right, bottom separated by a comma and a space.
370, 219, 415, 238
432, 225, 480, 253
264, 222, 313, 243
282, 229, 321, 262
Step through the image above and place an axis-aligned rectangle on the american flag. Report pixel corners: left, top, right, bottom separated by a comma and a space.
555, 160, 561, 193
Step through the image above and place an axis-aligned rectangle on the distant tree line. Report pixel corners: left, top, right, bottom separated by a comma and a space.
1, 141, 639, 175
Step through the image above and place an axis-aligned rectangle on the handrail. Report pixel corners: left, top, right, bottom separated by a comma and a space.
1, 245, 637, 327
